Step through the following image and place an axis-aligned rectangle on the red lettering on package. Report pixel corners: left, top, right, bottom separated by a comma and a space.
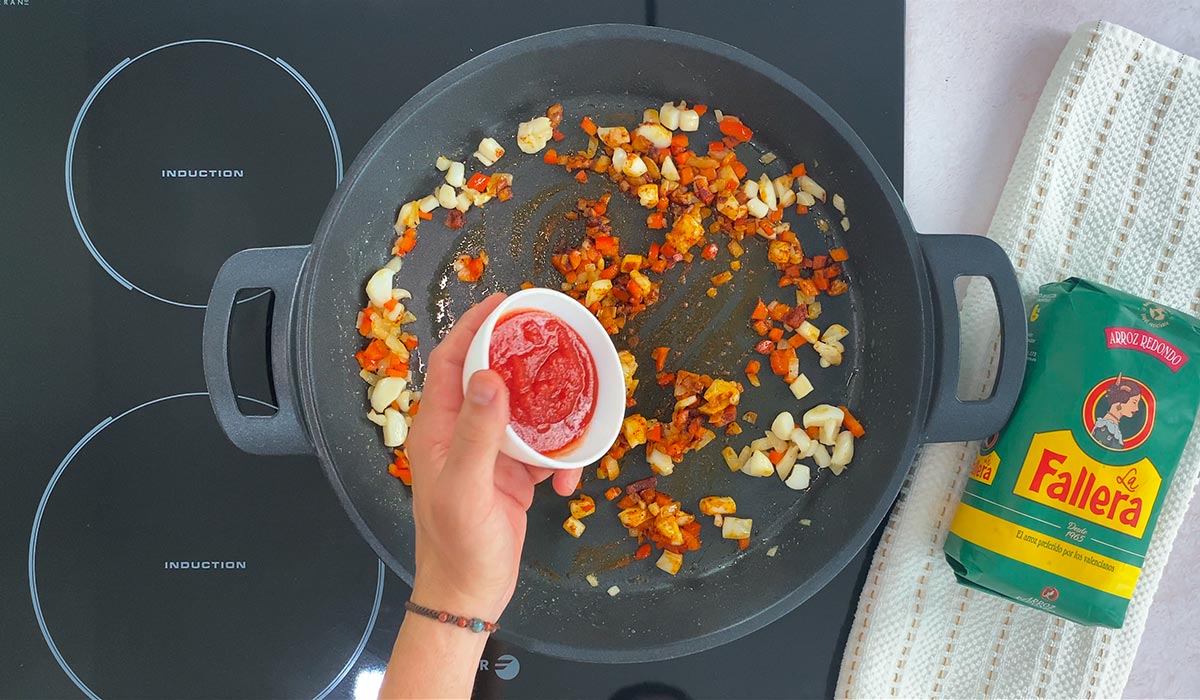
1105, 327, 1188, 372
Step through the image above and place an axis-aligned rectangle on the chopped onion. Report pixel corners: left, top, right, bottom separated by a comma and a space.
764, 430, 788, 452
370, 376, 407, 412
796, 191, 817, 207
678, 109, 700, 132
819, 420, 839, 446
713, 108, 724, 122
841, 216, 851, 232
365, 268, 395, 307
435, 156, 451, 171
766, 545, 779, 557
623, 154, 649, 178
382, 408, 408, 447
742, 179, 758, 198
797, 320, 821, 344
771, 412, 795, 441
366, 410, 387, 427
832, 193, 846, 214
659, 102, 681, 130
812, 443, 832, 469
445, 161, 465, 188
396, 200, 421, 229
721, 516, 753, 540
473, 137, 505, 165
699, 496, 737, 515
758, 174, 777, 210
749, 436, 772, 452
359, 369, 379, 386
596, 126, 631, 148
648, 449, 674, 475
436, 184, 457, 209
455, 192, 472, 213
418, 195, 439, 213
607, 585, 621, 597
746, 197, 769, 219
643, 108, 659, 123
803, 404, 844, 429
586, 574, 599, 587
785, 463, 811, 490
384, 257, 404, 273
714, 513, 724, 527
789, 425, 813, 451
798, 175, 826, 202
822, 324, 849, 343
517, 116, 553, 154
831, 430, 855, 466
789, 373, 814, 400
611, 148, 628, 173
563, 516, 585, 538
779, 189, 796, 208
660, 155, 680, 182
635, 122, 673, 149
637, 183, 659, 208
759, 152, 777, 165
775, 444, 800, 481
656, 550, 683, 576
741, 451, 774, 477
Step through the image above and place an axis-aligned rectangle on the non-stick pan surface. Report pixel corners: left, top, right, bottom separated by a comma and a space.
205, 24, 1025, 663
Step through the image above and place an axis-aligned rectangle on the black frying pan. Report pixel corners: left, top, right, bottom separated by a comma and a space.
202, 25, 1026, 662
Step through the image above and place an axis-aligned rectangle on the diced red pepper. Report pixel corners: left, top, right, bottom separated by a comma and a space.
718, 117, 753, 143
701, 243, 719, 260
635, 543, 653, 560
581, 116, 598, 135
466, 172, 489, 191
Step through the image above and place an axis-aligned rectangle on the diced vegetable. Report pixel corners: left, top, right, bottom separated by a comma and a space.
830, 430, 855, 466
656, 550, 683, 575
586, 574, 600, 587
699, 496, 737, 515
771, 412, 795, 440
741, 451, 774, 477
721, 517, 753, 540
474, 137, 505, 165
784, 463, 811, 490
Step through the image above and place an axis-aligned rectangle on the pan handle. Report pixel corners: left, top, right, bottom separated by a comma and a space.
202, 245, 314, 455
918, 234, 1026, 443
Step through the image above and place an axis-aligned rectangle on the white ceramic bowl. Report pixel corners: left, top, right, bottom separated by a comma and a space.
462, 288, 624, 470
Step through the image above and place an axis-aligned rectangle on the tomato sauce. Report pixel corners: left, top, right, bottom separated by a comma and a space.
488, 309, 598, 455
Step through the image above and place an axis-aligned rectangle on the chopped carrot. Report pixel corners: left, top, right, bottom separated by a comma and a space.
693, 104, 708, 116
604, 486, 622, 501
767, 450, 785, 465
651, 346, 670, 372
617, 494, 638, 509
745, 360, 761, 376
731, 160, 748, 179
679, 166, 695, 186
839, 405, 867, 438
581, 116, 597, 135
408, 400, 420, 416
769, 349, 790, 375
708, 140, 726, 154
806, 426, 820, 439
738, 538, 750, 551
670, 133, 689, 151
768, 327, 785, 343
543, 149, 558, 164
635, 543, 653, 560
791, 163, 807, 178
788, 334, 806, 348
575, 170, 589, 183
796, 204, 809, 215
417, 210, 432, 220
647, 424, 663, 442
750, 299, 769, 320
830, 247, 850, 262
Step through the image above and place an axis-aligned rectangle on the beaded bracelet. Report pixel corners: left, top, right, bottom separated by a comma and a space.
405, 600, 499, 633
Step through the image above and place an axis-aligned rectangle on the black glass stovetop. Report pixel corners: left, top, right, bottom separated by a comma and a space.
0, 2, 903, 698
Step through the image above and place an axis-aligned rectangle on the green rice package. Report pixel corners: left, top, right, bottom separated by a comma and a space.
944, 278, 1200, 627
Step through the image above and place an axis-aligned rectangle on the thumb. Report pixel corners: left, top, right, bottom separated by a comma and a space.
441, 370, 510, 497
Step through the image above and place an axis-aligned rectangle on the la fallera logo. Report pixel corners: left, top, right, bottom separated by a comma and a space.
1082, 374, 1156, 452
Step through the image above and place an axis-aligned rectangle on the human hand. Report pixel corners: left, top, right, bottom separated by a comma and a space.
405, 293, 582, 621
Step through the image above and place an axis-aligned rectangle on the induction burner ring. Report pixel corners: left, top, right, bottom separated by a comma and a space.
65, 39, 343, 309
28, 393, 383, 700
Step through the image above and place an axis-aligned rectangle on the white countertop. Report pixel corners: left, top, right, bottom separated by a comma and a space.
905, 2, 1200, 697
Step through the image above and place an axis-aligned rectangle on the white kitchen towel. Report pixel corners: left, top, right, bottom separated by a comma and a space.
836, 21, 1200, 700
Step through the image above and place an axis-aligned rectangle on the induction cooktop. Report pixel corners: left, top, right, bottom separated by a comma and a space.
0, 2, 903, 698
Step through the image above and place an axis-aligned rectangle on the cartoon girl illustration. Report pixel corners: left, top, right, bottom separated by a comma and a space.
1091, 374, 1144, 449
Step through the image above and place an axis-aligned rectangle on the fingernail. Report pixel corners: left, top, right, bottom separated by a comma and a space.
468, 374, 499, 405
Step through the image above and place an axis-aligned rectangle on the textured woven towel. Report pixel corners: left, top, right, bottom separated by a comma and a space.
836, 21, 1200, 700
